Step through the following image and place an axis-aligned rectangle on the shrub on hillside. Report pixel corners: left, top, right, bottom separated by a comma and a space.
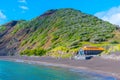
0, 26, 6, 32
20, 48, 46, 56
110, 40, 119, 44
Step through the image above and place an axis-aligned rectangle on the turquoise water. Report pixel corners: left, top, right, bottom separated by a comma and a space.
0, 60, 116, 80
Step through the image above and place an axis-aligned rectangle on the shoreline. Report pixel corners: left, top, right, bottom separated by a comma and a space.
0, 56, 119, 80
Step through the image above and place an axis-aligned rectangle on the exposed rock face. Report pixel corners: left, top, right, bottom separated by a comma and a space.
40, 9, 57, 17
0, 21, 19, 56
5, 21, 18, 27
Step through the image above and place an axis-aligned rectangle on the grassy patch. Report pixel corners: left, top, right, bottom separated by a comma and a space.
0, 26, 6, 32
20, 48, 46, 56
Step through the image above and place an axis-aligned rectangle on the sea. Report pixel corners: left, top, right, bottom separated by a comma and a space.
0, 60, 116, 80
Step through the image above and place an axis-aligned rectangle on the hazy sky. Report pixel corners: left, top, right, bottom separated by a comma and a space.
0, 0, 120, 25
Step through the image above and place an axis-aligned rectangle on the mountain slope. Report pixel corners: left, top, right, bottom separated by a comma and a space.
0, 8, 118, 56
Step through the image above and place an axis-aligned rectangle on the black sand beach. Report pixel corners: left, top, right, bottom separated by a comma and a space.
0, 56, 119, 80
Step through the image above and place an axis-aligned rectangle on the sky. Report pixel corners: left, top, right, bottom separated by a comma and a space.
0, 0, 120, 25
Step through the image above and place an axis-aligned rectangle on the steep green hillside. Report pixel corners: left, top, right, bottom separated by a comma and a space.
0, 8, 119, 57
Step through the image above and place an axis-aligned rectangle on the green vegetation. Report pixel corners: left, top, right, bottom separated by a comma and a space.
0, 8, 120, 57
0, 26, 6, 32
20, 48, 46, 56
101, 44, 120, 54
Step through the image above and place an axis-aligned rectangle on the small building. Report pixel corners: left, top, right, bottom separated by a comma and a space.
75, 46, 105, 60
79, 46, 105, 55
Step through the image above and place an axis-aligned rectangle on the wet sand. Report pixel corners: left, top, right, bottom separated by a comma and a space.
0, 56, 119, 80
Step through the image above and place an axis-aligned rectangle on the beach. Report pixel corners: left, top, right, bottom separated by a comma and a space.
0, 56, 119, 80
